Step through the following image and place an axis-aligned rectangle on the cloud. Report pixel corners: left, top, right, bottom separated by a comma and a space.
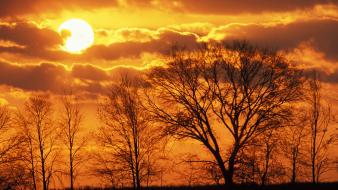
80, 28, 200, 61
0, 0, 118, 18
204, 19, 338, 61
0, 61, 144, 95
0, 22, 61, 49
0, 61, 68, 92
120, 0, 337, 15
0, 0, 336, 20
162, 0, 336, 14
71, 64, 110, 81
0, 23, 200, 62
1, 19, 336, 71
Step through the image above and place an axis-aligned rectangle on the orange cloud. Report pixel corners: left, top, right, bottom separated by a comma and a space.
203, 19, 338, 61
150, 0, 336, 14
0, 21, 61, 49
0, 61, 144, 96
0, 0, 118, 18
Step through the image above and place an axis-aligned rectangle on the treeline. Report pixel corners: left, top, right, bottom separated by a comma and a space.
0, 42, 337, 189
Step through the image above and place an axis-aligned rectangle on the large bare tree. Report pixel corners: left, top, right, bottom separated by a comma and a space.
59, 92, 85, 190
97, 76, 163, 189
147, 42, 303, 184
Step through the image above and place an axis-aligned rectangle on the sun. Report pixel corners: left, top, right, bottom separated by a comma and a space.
58, 19, 94, 54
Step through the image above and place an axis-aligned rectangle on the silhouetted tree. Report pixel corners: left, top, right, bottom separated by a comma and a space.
17, 95, 58, 190
307, 71, 336, 183
147, 42, 303, 184
257, 129, 282, 185
176, 154, 210, 186
97, 76, 163, 189
0, 105, 20, 164
0, 106, 28, 189
280, 110, 308, 183
60, 91, 86, 190
236, 129, 285, 185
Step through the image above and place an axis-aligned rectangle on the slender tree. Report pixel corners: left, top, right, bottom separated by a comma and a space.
97, 76, 163, 189
147, 42, 303, 184
60, 92, 85, 190
17, 95, 58, 190
0, 106, 27, 189
280, 112, 308, 184
16, 113, 38, 190
258, 130, 281, 186
0, 106, 19, 164
308, 71, 335, 183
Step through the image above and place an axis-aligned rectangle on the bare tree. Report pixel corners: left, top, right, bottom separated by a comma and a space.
147, 42, 303, 184
280, 111, 308, 183
257, 129, 282, 185
59, 91, 85, 190
0, 106, 28, 189
0, 106, 20, 164
15, 112, 38, 190
236, 129, 284, 185
97, 76, 163, 189
17, 95, 58, 190
176, 154, 207, 186
307, 71, 336, 183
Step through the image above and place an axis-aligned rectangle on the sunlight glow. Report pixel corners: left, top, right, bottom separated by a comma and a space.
58, 18, 94, 54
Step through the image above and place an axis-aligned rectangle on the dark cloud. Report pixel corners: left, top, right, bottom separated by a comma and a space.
170, 0, 336, 14
0, 0, 335, 18
302, 68, 338, 83
0, 0, 118, 18
0, 24, 199, 61
1, 19, 336, 66
0, 62, 68, 92
72, 64, 110, 81
214, 19, 338, 61
0, 61, 144, 94
82, 29, 199, 60
0, 22, 61, 48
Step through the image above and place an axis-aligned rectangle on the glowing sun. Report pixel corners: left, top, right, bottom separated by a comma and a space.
58, 19, 94, 53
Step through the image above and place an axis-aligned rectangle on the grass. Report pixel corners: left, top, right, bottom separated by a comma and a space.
68, 182, 338, 190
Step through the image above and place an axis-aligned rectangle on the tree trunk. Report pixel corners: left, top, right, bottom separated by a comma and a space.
135, 165, 141, 190
70, 151, 74, 190
291, 155, 296, 184
213, 151, 228, 185
29, 143, 37, 190
39, 137, 47, 190
226, 145, 240, 185
311, 127, 317, 184
226, 154, 235, 185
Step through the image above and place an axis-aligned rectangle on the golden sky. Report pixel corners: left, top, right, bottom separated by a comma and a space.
0, 0, 337, 103
0, 0, 337, 186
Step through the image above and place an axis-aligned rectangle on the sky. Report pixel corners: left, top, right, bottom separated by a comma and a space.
0, 0, 337, 104
0, 0, 337, 186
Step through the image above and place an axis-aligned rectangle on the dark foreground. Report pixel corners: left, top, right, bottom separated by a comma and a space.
67, 182, 338, 190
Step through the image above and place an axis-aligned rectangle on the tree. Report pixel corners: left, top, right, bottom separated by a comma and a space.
236, 129, 285, 185
280, 110, 308, 183
0, 105, 21, 164
0, 106, 28, 189
307, 71, 336, 183
147, 42, 303, 184
257, 129, 282, 185
97, 76, 163, 189
59, 92, 85, 190
17, 95, 58, 190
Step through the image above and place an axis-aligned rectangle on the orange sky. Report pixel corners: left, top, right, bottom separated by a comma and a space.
0, 0, 337, 187
0, 0, 337, 101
